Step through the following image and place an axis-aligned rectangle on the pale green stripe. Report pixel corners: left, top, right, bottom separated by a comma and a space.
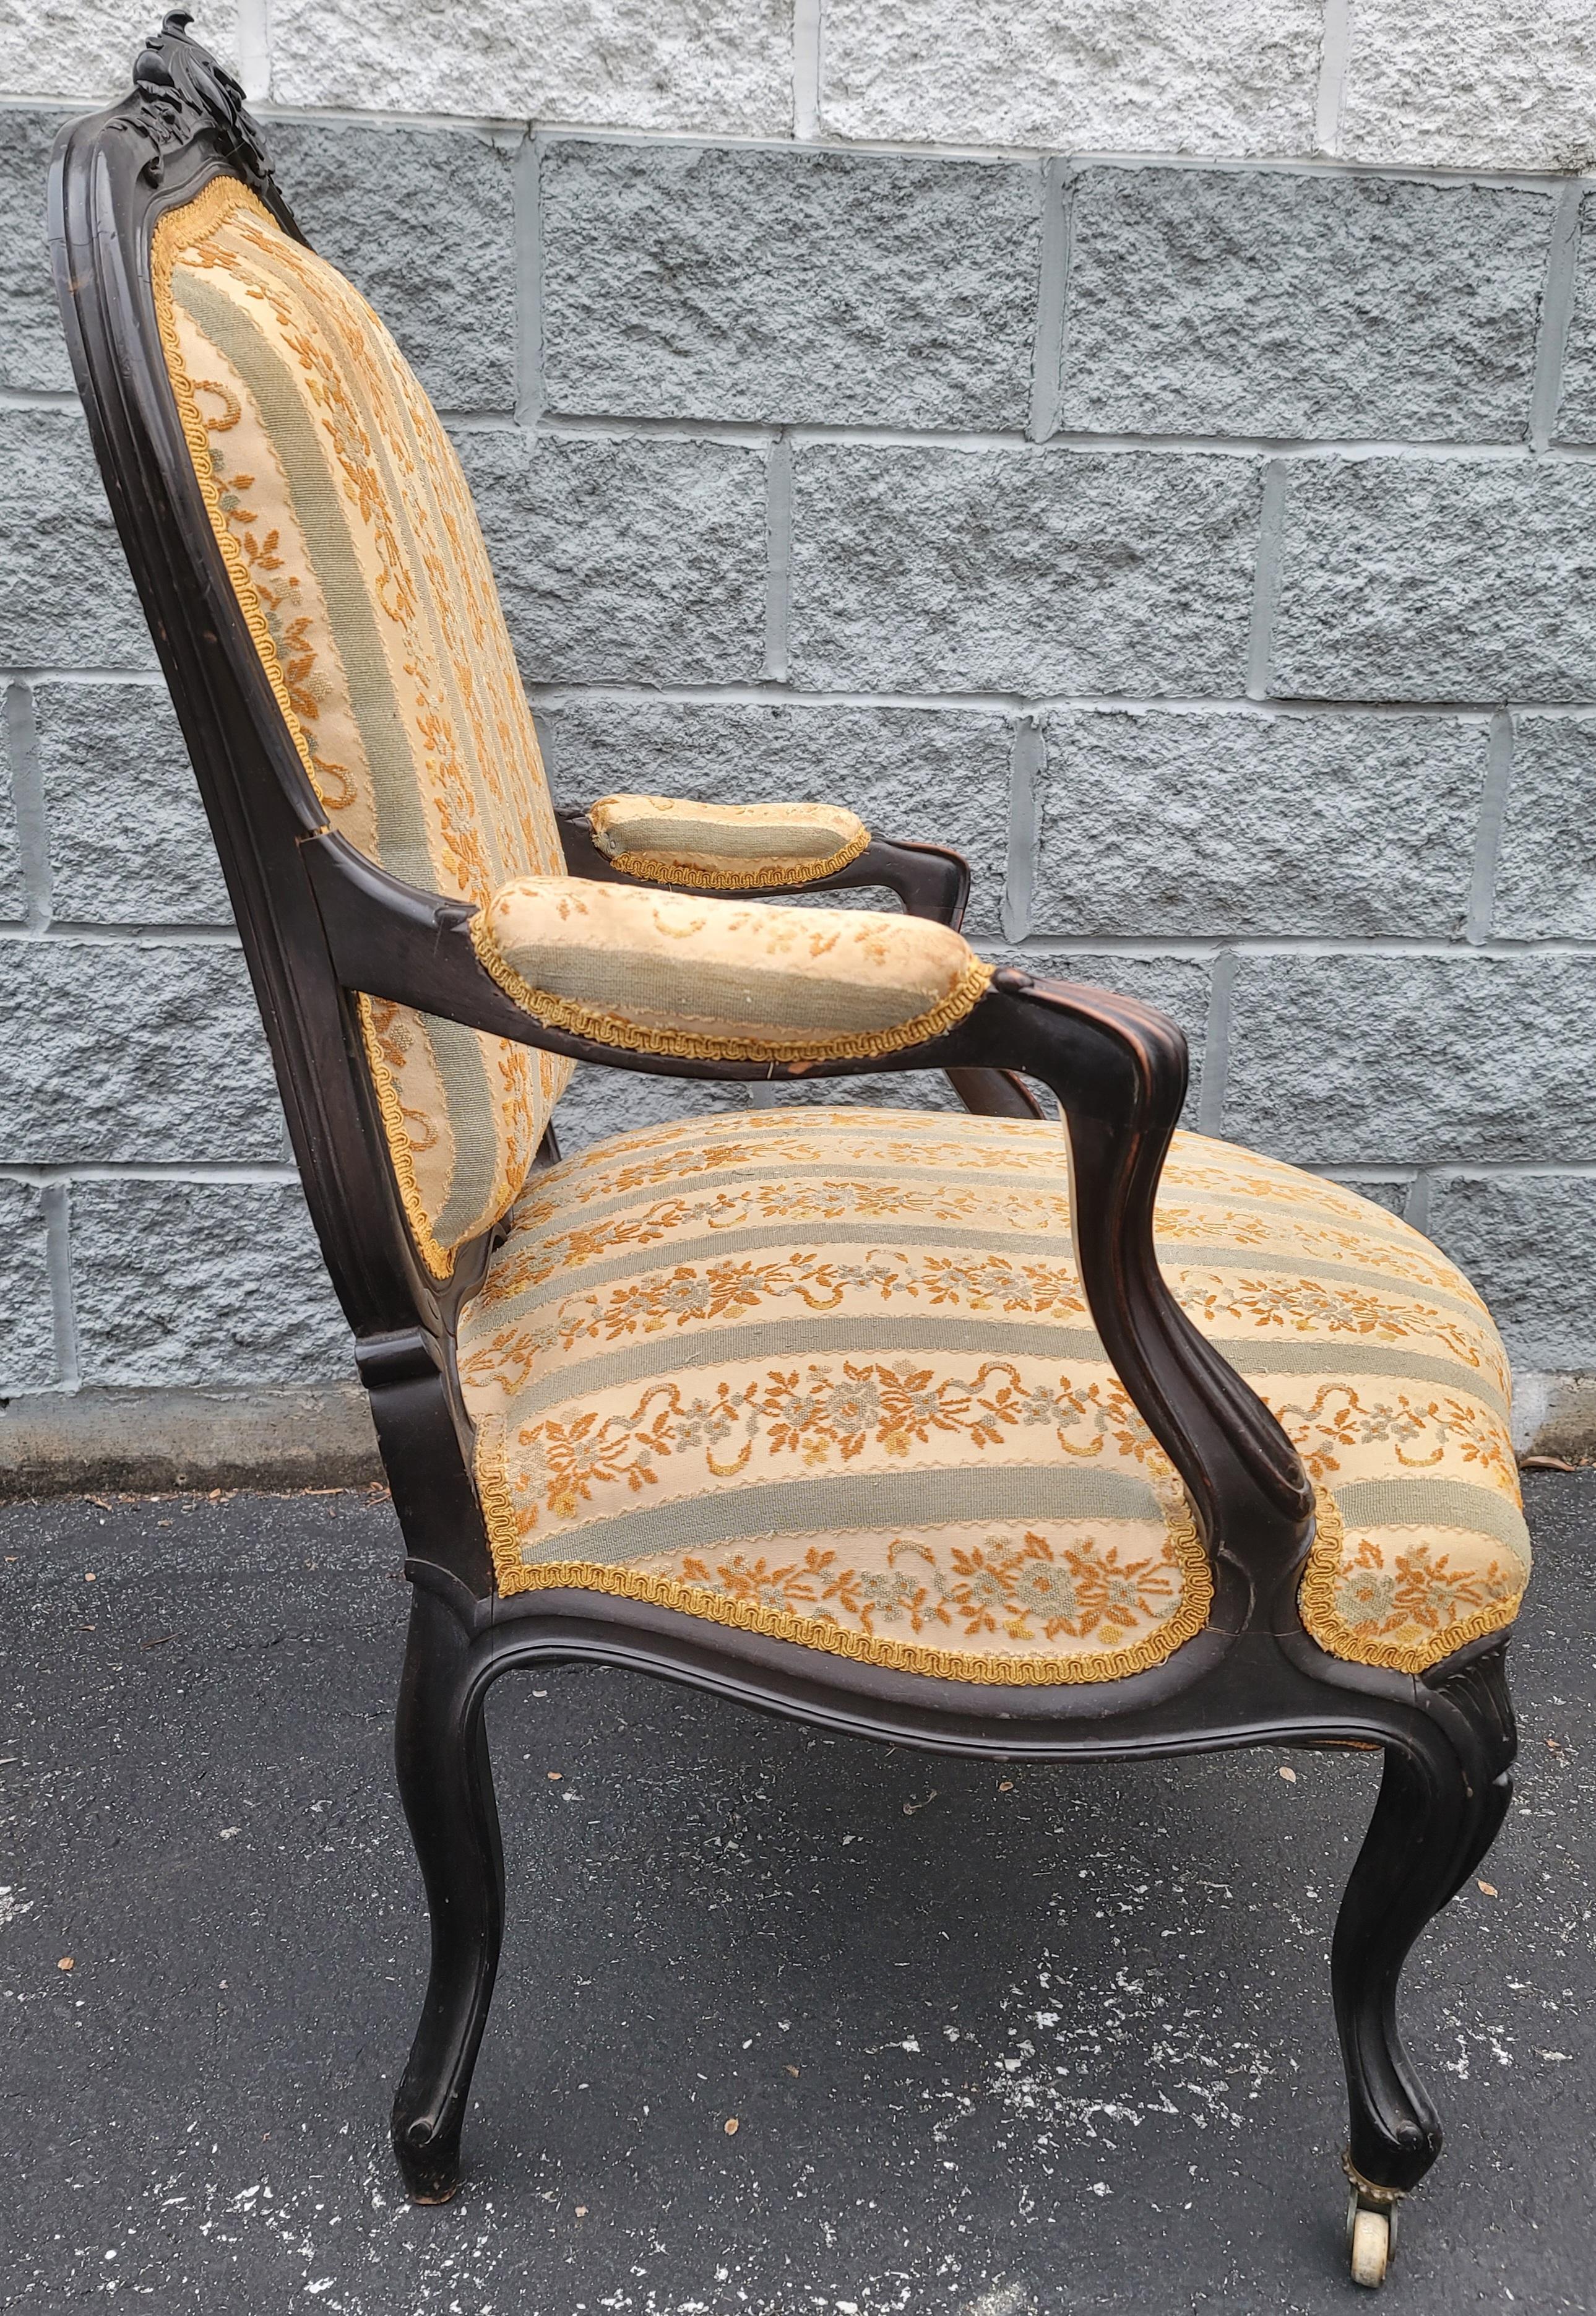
514, 1463, 1163, 1570
1210, 1336, 1509, 1418
1336, 1477, 1531, 1563
514, 942, 943, 1037
485, 1310, 1508, 1420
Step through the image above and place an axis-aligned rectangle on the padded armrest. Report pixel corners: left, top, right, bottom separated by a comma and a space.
587, 793, 870, 891
470, 876, 991, 1063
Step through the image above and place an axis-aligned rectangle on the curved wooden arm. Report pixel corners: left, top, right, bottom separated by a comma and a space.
304, 833, 1313, 1605
557, 808, 1042, 1122
989, 968, 1314, 1610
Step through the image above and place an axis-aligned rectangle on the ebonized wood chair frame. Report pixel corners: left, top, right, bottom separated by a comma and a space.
49, 19, 1516, 2264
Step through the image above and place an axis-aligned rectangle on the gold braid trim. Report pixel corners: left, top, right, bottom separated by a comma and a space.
153, 176, 456, 1282
600, 827, 872, 892
354, 996, 455, 1281
1298, 1485, 1525, 1674
469, 912, 993, 1066
472, 1419, 1214, 1688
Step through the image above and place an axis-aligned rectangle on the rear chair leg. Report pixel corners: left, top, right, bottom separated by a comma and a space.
390, 1583, 505, 2202
1331, 1646, 1516, 2286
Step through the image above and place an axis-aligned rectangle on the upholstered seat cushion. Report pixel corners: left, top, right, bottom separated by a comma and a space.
456, 1108, 1530, 1685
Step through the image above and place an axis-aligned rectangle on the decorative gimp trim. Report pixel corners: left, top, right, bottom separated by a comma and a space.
473, 1424, 1214, 1688
600, 829, 871, 893
1297, 1486, 1525, 1674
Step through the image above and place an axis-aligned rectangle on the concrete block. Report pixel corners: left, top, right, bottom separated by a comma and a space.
821, 0, 1321, 155
267, 121, 516, 413
1061, 169, 1548, 443
0, 943, 282, 1164
1342, 0, 1596, 171
789, 446, 1259, 696
1031, 709, 1486, 939
545, 698, 1014, 932
0, 708, 27, 920
1427, 1174, 1596, 1369
1493, 716, 1596, 940
757, 1070, 964, 1116
455, 429, 766, 686
1553, 192, 1596, 446
0, 1180, 56, 1393
1269, 459, 1596, 704
551, 1064, 749, 1156
1324, 1177, 1412, 1218
0, 412, 152, 671
33, 683, 231, 925
1223, 954, 1596, 1165
0, 1, 238, 100
0, 106, 75, 394
1002, 950, 1212, 1121
270, 0, 792, 136
540, 140, 1040, 430
71, 1180, 349, 1387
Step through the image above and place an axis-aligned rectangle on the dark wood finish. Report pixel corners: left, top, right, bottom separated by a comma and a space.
50, 20, 1518, 2264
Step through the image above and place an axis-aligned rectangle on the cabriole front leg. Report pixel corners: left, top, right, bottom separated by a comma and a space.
390, 1582, 504, 2202
1331, 1646, 1516, 2284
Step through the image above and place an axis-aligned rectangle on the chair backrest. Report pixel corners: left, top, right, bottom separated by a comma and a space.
52, 19, 571, 1344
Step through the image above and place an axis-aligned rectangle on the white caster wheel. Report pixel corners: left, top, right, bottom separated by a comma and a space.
1347, 2190, 1399, 2288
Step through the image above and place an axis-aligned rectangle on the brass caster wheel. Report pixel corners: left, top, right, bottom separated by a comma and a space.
1347, 2191, 1399, 2288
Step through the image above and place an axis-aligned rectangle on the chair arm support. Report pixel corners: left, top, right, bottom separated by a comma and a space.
304, 831, 1313, 1597
993, 974, 1315, 1605
556, 807, 971, 926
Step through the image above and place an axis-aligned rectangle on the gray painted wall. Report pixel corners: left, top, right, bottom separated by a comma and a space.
3, 5, 1595, 1468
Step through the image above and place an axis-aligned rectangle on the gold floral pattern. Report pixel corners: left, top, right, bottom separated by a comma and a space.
1298, 1492, 1529, 1674
677, 1529, 1186, 1646
458, 1109, 1530, 1680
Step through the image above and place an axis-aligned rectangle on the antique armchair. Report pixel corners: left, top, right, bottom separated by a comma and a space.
51, 22, 1529, 2290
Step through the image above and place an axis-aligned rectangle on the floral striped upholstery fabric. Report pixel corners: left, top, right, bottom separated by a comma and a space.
455, 1108, 1530, 1684
152, 178, 572, 1278
472, 878, 992, 1063
588, 793, 870, 890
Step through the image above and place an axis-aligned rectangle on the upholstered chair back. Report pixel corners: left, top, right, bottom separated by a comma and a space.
152, 177, 571, 1278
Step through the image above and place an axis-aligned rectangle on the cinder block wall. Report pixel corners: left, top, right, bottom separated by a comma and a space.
3, 1, 1595, 1481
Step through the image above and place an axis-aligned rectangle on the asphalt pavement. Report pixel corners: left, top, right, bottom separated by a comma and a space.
1, 1475, 1591, 2314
